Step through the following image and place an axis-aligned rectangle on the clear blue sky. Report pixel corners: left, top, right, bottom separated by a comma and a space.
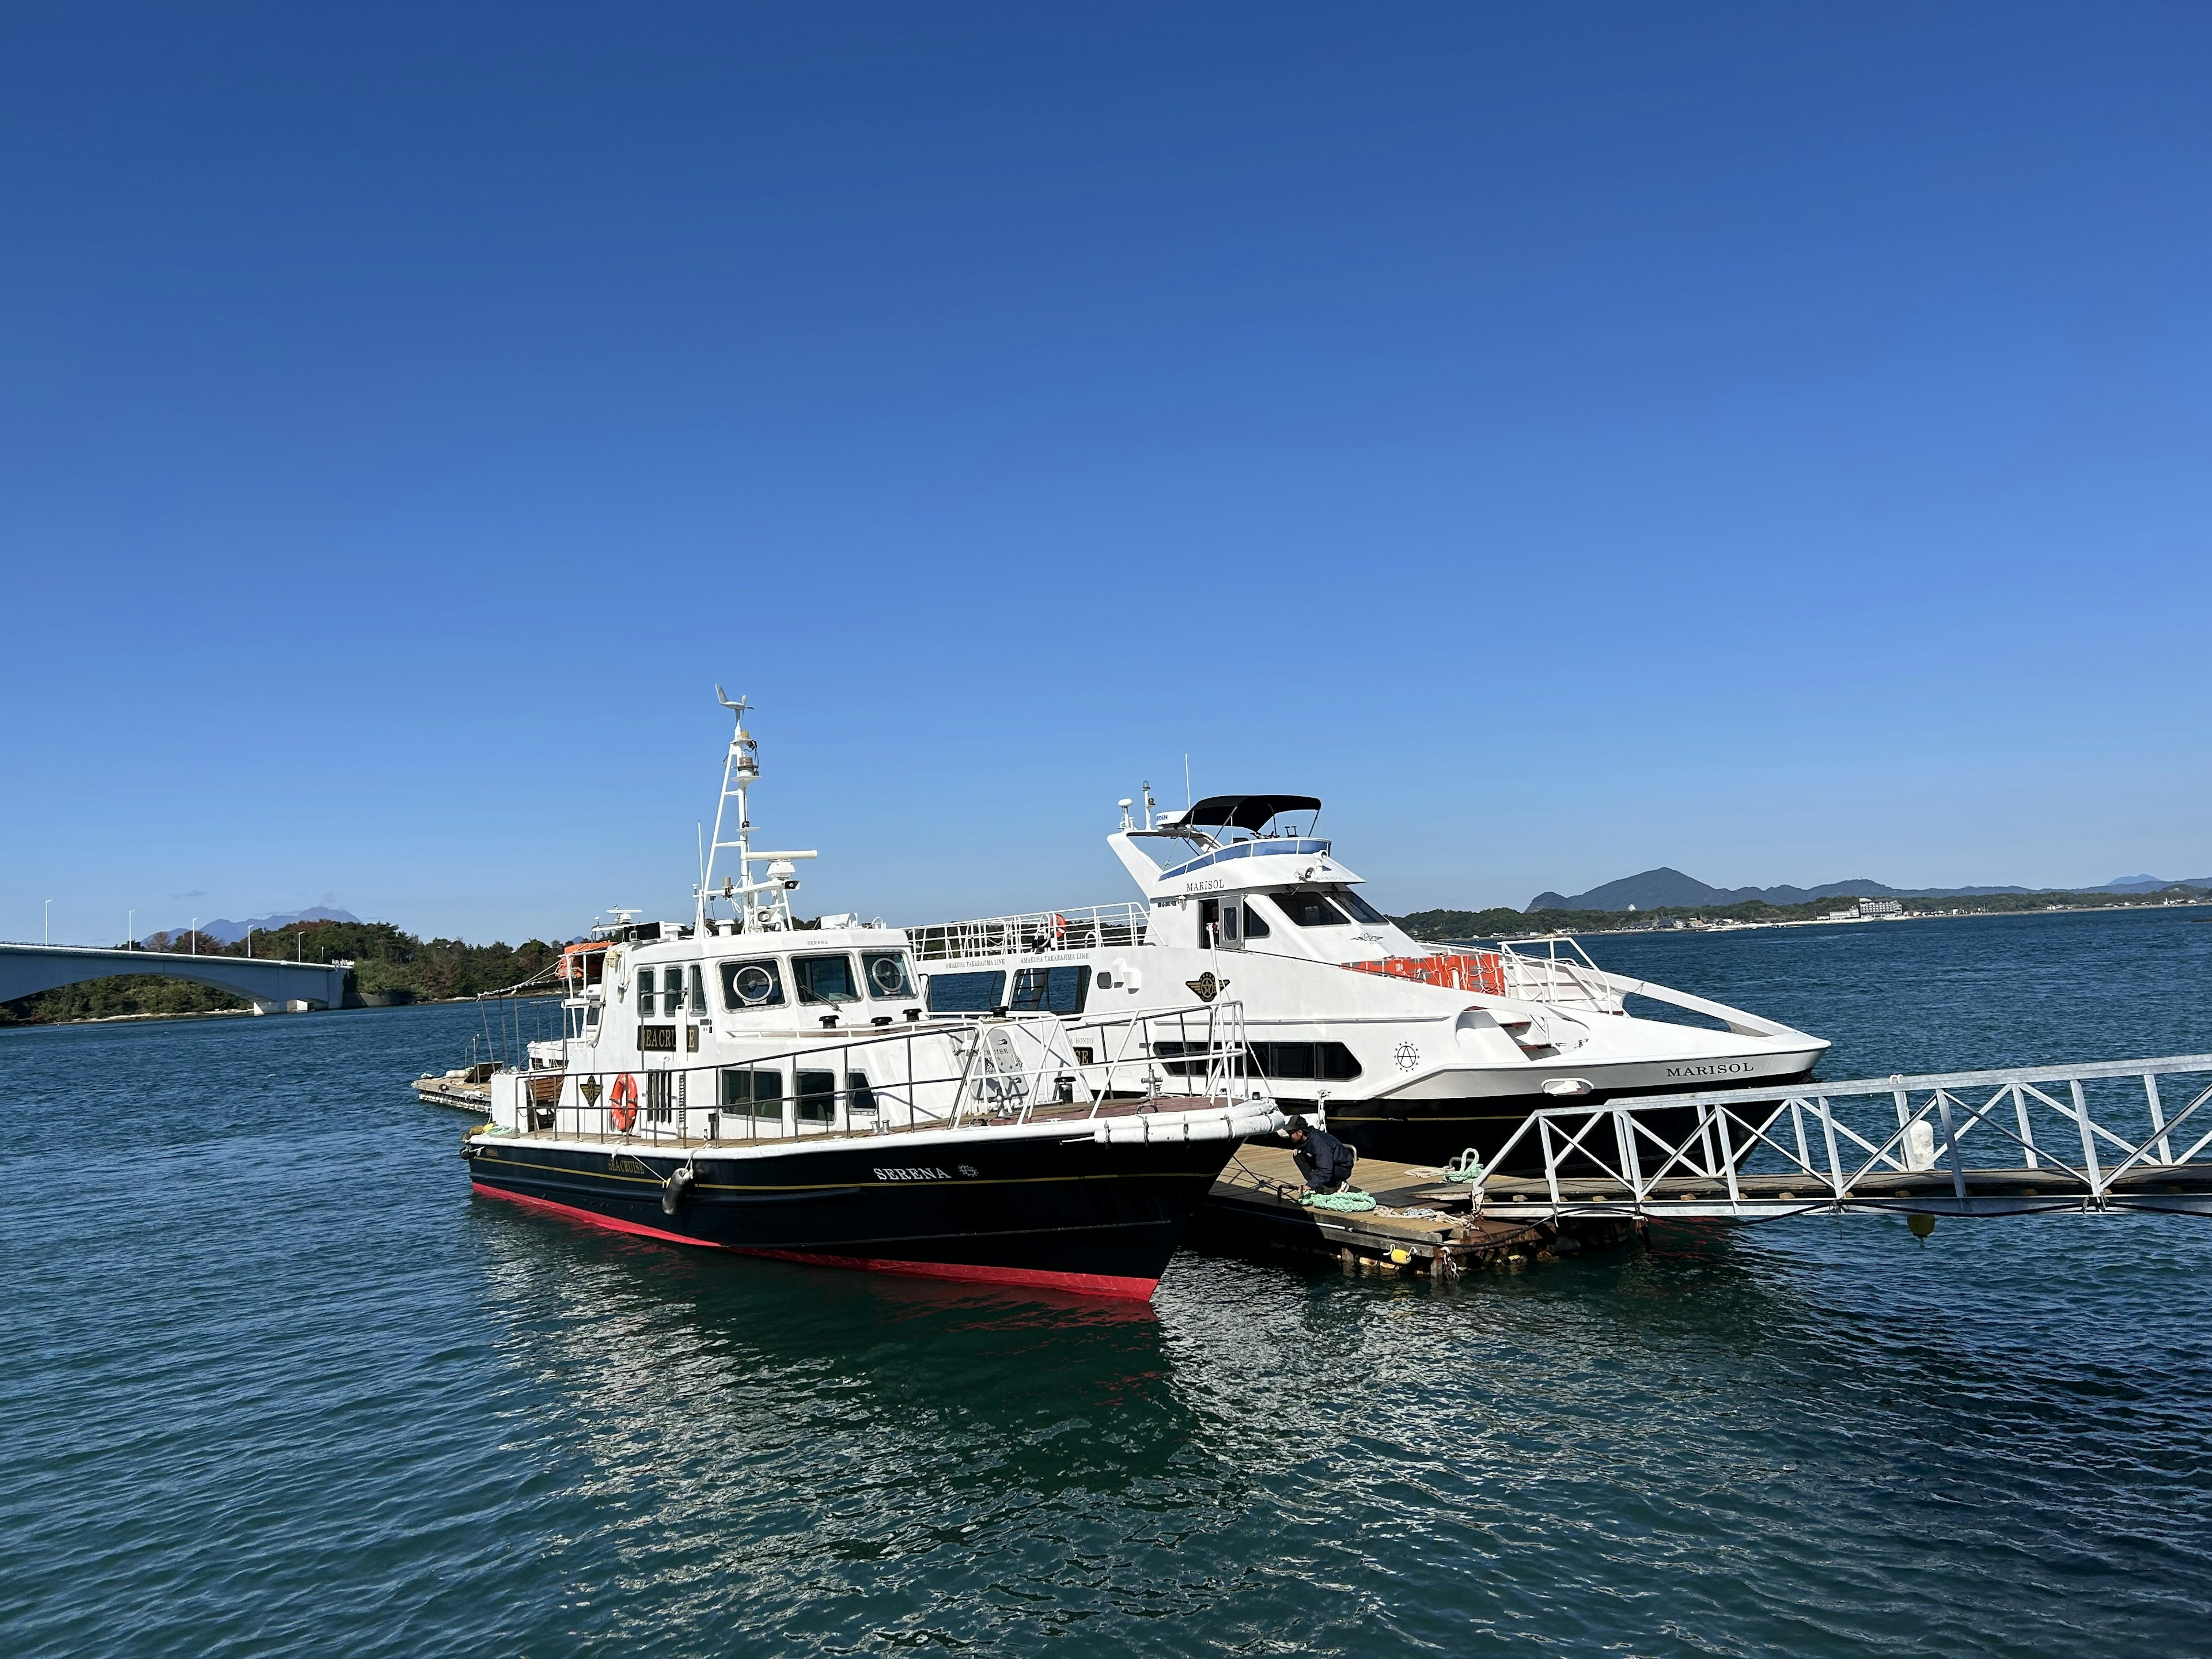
4, 4, 2207, 945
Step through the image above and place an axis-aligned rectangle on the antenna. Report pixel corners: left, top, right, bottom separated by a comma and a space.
1184, 754, 1191, 809
699, 684, 815, 935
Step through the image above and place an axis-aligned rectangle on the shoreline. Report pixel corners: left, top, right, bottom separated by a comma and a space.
1479, 897, 2212, 945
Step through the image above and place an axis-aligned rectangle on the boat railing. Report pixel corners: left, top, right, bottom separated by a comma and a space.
1155, 836, 1332, 882
906, 902, 1149, 963
484, 1000, 1264, 1146
1347, 935, 1624, 1013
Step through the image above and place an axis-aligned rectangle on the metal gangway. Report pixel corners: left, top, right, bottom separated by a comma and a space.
1471, 1054, 2212, 1221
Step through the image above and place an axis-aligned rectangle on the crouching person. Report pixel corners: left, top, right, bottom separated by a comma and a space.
1283, 1113, 1357, 1194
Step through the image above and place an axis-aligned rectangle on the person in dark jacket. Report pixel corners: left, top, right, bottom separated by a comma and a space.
1283, 1114, 1357, 1193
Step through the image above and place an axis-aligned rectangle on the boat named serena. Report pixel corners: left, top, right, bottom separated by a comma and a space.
461, 691, 1281, 1301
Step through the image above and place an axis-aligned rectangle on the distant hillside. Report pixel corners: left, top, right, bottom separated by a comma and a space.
1523, 867, 2205, 914
158, 906, 362, 945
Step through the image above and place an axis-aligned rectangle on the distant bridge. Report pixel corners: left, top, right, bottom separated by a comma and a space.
0, 942, 350, 1014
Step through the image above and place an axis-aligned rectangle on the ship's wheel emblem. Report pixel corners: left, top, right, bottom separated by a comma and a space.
1185, 972, 1229, 1003
956, 1164, 979, 1178
579, 1077, 604, 1106
1393, 1043, 1420, 1072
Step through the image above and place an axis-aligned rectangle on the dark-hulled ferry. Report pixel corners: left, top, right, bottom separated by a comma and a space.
461, 691, 1282, 1301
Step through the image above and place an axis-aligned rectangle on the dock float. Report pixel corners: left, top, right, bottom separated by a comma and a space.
1196, 1144, 1638, 1278
414, 1065, 494, 1112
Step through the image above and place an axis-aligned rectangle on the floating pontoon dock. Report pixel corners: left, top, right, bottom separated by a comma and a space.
1196, 1144, 1637, 1278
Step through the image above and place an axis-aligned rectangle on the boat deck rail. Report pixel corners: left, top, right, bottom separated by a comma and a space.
907, 902, 1149, 963
1156, 836, 1332, 882
1354, 935, 1625, 1012
1470, 1052, 2212, 1219
478, 999, 1272, 1146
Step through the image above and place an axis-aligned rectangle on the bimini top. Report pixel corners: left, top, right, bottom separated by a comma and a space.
1171, 794, 1321, 834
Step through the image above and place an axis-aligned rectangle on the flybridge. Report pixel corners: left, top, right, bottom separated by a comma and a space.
1158, 839, 1334, 882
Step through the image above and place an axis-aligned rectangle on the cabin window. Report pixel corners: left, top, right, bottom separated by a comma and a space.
664, 968, 685, 1017
688, 964, 707, 1009
927, 970, 1006, 1013
1337, 889, 1388, 925
1012, 965, 1090, 1016
635, 967, 655, 1008
862, 952, 915, 1000
1241, 900, 1271, 938
1150, 1040, 1362, 1080
1272, 891, 1351, 928
796, 1069, 838, 1124
720, 1066, 785, 1127
847, 1071, 878, 1115
721, 959, 787, 1009
794, 954, 862, 1004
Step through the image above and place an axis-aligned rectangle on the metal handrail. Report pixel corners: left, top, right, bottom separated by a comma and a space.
494, 1001, 1262, 1146
905, 902, 1150, 962
1471, 1052, 2212, 1217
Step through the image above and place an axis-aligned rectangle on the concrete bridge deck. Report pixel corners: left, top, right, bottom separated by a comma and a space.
0, 941, 349, 1013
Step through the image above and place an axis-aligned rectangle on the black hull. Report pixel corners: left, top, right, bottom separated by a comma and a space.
1311, 1069, 1821, 1172
463, 1130, 1239, 1300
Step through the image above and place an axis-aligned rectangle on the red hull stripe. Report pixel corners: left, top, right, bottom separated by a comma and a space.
471, 1181, 1161, 1301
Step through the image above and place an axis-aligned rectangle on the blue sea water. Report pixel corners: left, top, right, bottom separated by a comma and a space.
6, 907, 2212, 1656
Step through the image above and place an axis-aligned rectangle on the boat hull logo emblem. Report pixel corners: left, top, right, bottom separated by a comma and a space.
1393, 1043, 1419, 1072
1185, 972, 1229, 1003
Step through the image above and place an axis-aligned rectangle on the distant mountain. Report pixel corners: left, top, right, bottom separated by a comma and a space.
169, 906, 362, 944
1522, 867, 2203, 914
2085, 874, 2212, 893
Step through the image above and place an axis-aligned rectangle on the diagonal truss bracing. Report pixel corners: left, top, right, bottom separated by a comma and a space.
1472, 1054, 2212, 1221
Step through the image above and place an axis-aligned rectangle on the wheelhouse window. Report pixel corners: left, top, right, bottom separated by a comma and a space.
721, 959, 787, 1009
793, 954, 861, 1004
1338, 889, 1388, 925
862, 952, 915, 1000
687, 964, 707, 1010
1272, 891, 1351, 927
664, 967, 686, 1017
1012, 965, 1090, 1016
635, 967, 655, 1007
1241, 900, 1271, 938
927, 970, 1006, 1013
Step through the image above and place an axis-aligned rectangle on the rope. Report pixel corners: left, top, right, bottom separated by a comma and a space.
1300, 1189, 1377, 1213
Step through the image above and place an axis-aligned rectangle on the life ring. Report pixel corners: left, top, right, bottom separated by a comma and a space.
609, 1073, 639, 1132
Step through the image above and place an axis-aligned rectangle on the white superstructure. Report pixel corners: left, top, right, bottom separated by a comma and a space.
906, 787, 1830, 1164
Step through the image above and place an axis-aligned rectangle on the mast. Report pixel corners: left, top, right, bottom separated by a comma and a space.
699, 685, 815, 934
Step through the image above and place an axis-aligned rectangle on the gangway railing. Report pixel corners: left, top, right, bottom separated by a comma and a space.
1470, 1053, 2212, 1220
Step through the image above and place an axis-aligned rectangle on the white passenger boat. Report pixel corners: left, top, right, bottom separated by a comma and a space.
906, 789, 1828, 1168
461, 697, 1282, 1301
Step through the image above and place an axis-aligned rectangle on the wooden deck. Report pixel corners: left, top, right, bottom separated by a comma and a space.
1195, 1143, 1638, 1278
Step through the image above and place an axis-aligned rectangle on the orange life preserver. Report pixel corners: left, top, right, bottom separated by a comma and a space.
608, 1072, 639, 1132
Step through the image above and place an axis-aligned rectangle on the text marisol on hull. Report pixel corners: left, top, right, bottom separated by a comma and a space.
461, 690, 1284, 1301
903, 787, 1830, 1169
